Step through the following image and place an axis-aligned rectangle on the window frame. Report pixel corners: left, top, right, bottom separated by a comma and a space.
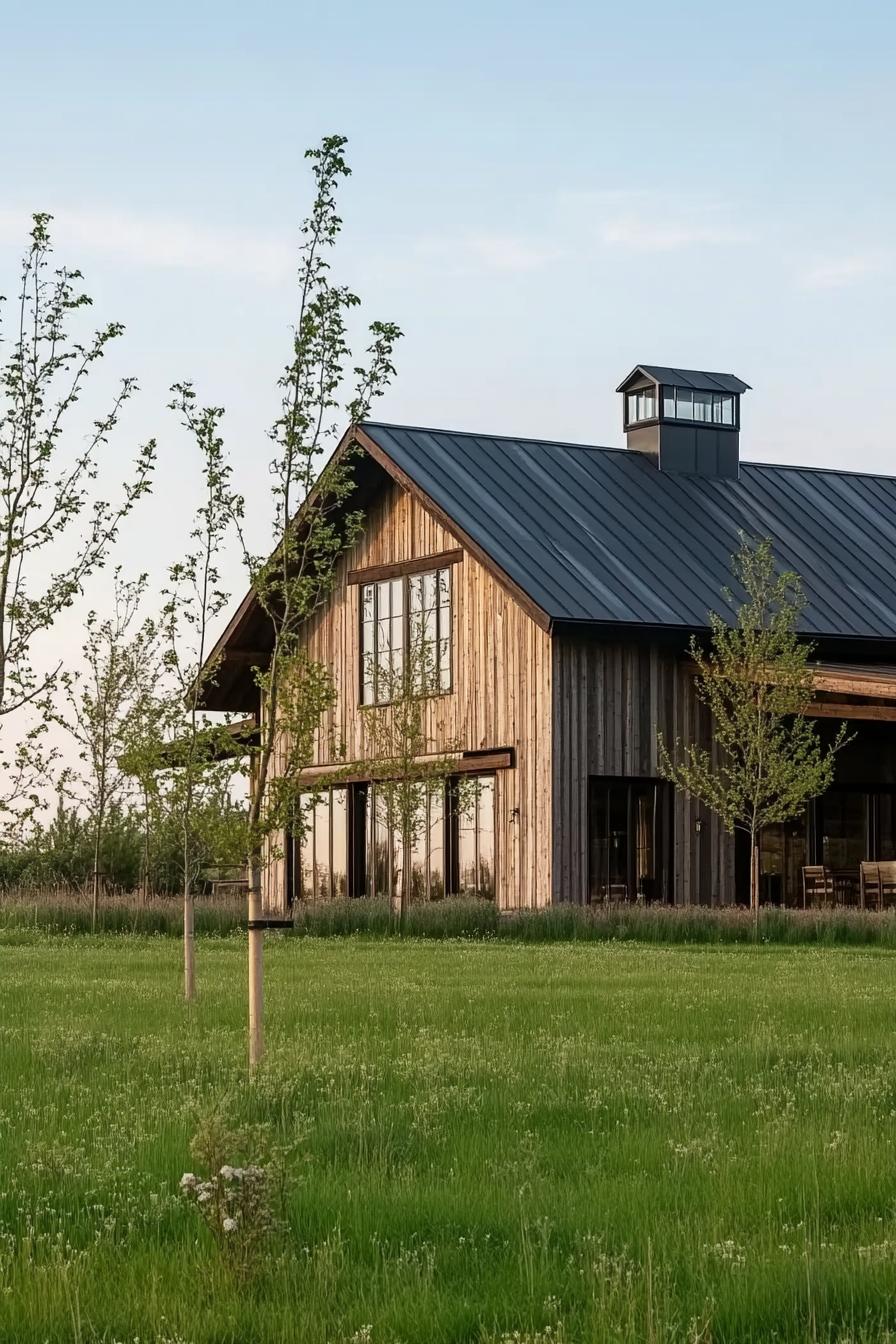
660, 385, 738, 428
288, 773, 497, 905
625, 386, 658, 427
359, 564, 454, 706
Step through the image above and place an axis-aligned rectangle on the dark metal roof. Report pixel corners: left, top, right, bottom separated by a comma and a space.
616, 365, 750, 394
361, 421, 896, 640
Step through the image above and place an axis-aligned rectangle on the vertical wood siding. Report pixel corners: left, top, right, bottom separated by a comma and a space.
551, 637, 736, 906
266, 477, 553, 911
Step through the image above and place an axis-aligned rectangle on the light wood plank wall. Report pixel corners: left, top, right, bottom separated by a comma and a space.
551, 637, 736, 906
265, 479, 553, 911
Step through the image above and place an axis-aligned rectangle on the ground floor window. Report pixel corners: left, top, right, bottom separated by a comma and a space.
290, 786, 350, 902
288, 773, 496, 904
758, 787, 896, 906
588, 776, 672, 903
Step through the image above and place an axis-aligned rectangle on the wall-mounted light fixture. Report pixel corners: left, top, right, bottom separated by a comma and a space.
694, 818, 703, 835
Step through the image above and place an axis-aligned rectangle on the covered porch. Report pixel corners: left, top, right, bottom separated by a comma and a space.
755, 662, 896, 908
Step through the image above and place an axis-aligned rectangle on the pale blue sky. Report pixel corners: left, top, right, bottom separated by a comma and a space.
2, 0, 895, 631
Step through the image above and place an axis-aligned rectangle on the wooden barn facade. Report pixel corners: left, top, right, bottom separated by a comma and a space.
204, 366, 896, 910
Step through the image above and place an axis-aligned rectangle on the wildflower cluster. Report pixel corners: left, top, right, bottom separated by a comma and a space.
179, 1160, 279, 1280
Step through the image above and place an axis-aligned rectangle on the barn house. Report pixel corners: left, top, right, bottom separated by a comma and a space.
204, 366, 896, 910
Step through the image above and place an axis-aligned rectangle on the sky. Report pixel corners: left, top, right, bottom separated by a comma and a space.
1, 0, 895, 680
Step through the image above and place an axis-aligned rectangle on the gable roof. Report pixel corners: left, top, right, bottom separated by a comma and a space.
360, 421, 896, 641
616, 365, 751, 394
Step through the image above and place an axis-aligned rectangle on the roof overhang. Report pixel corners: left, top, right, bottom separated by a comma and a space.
686, 657, 896, 722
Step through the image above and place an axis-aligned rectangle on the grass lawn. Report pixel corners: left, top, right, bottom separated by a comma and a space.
2, 933, 896, 1343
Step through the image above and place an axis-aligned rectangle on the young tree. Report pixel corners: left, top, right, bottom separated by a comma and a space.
225, 136, 400, 1069
61, 571, 156, 928
658, 535, 849, 920
154, 385, 242, 1000
0, 214, 155, 816
120, 670, 168, 903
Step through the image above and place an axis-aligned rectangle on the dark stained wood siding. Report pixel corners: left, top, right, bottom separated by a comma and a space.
551, 636, 736, 906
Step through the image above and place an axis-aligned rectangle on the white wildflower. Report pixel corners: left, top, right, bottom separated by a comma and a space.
222, 1216, 238, 1233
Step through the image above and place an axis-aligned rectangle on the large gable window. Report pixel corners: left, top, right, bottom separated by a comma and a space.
361, 566, 452, 705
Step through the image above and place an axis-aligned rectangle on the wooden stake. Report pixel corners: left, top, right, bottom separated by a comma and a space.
248, 861, 264, 1071
183, 888, 196, 1002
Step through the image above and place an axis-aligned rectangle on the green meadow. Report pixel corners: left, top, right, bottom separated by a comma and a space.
2, 931, 896, 1343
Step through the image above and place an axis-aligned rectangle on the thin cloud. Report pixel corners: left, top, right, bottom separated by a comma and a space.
0, 207, 295, 282
799, 251, 891, 290
600, 214, 749, 251
560, 189, 751, 252
415, 234, 562, 274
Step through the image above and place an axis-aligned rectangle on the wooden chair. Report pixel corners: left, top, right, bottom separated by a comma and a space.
880, 862, 896, 910
861, 861, 896, 911
802, 865, 834, 908
860, 862, 879, 910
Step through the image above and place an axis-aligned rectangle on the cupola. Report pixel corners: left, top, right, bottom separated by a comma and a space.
616, 365, 751, 478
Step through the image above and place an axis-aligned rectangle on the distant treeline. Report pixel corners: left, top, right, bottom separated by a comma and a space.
0, 797, 247, 895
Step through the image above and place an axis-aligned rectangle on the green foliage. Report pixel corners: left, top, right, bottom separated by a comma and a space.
0, 793, 246, 896
230, 135, 401, 871
4, 936, 896, 1340
0, 213, 155, 818
659, 535, 850, 909
181, 1113, 286, 1282
59, 570, 158, 924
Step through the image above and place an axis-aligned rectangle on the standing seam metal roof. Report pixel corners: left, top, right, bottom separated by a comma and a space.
361, 421, 896, 639
616, 365, 751, 394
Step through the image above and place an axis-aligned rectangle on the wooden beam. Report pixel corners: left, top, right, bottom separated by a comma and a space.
804, 702, 896, 721
811, 673, 896, 700
346, 549, 463, 586
295, 748, 515, 789
685, 657, 896, 701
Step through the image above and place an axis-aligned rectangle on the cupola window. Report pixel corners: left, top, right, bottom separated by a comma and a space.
663, 387, 734, 425
626, 388, 657, 424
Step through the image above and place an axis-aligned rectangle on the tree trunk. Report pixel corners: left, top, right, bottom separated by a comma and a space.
91, 815, 103, 933
400, 827, 412, 932
142, 790, 151, 905
389, 823, 401, 924
751, 835, 761, 936
183, 832, 196, 1002
247, 851, 264, 1071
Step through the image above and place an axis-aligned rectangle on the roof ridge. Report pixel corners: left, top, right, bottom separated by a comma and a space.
364, 421, 896, 484
362, 420, 624, 454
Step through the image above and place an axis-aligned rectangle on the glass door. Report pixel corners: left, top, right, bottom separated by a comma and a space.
759, 818, 807, 907
588, 778, 671, 903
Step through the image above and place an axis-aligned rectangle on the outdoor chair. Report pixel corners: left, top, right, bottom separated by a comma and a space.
802, 865, 834, 908
860, 861, 896, 911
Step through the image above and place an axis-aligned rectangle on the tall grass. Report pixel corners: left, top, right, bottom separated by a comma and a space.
0, 888, 244, 936
292, 897, 896, 947
5, 888, 896, 946
1, 936, 896, 1341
